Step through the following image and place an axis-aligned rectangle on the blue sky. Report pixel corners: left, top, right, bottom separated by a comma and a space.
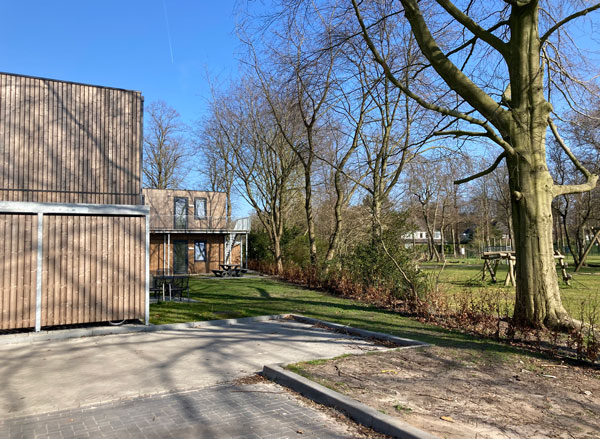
0, 1, 243, 123
0, 0, 257, 213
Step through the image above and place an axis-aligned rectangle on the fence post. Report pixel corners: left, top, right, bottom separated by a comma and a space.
145, 215, 150, 326
35, 213, 44, 332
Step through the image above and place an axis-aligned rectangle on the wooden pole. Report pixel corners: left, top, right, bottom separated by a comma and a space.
575, 228, 600, 272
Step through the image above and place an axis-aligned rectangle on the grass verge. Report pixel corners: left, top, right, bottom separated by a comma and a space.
150, 276, 545, 363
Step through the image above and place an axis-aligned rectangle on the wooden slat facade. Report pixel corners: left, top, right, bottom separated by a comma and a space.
0, 213, 146, 329
0, 72, 142, 205
0, 214, 37, 329
149, 233, 232, 274
143, 189, 228, 230
41, 215, 145, 327
0, 72, 147, 330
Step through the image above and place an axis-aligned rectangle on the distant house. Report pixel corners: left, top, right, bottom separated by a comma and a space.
403, 230, 442, 246
143, 188, 250, 274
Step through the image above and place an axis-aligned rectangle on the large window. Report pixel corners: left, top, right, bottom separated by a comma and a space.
194, 241, 207, 262
194, 197, 207, 219
174, 197, 188, 229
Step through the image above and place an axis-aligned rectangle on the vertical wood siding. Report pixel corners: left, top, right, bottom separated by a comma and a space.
143, 189, 228, 230
0, 73, 142, 205
0, 214, 37, 329
41, 215, 146, 327
149, 234, 225, 274
0, 213, 145, 329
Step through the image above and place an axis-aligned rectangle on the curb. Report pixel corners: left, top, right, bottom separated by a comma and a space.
288, 314, 429, 348
263, 364, 439, 439
0, 314, 289, 346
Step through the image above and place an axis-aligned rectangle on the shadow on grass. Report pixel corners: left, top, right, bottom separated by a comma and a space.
151, 278, 548, 362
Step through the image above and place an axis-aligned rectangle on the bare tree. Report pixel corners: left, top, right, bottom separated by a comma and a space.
205, 81, 300, 273
353, 0, 600, 329
143, 101, 188, 189
197, 112, 235, 221
242, 3, 341, 266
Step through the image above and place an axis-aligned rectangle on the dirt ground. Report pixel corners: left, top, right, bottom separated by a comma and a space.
296, 346, 600, 439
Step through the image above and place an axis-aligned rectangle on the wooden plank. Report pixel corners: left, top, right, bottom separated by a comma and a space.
42, 80, 50, 202
14, 78, 21, 202
74, 215, 80, 323
83, 216, 90, 322
90, 216, 98, 322
0, 74, 5, 191
50, 215, 58, 326
0, 215, 6, 329
59, 215, 66, 324
124, 216, 131, 318
7, 75, 14, 201
42, 214, 50, 326
101, 88, 109, 205
118, 217, 124, 320
133, 217, 140, 317
22, 215, 31, 327
9, 215, 18, 328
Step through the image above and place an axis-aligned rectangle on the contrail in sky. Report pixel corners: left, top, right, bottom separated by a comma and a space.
162, 0, 174, 64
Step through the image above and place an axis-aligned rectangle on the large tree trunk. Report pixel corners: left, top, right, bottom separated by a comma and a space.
508, 154, 570, 328
506, 3, 572, 329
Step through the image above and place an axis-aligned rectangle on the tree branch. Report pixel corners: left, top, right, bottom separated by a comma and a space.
541, 3, 600, 44
549, 118, 599, 197
435, 0, 507, 56
454, 152, 506, 185
433, 129, 489, 138
445, 20, 509, 58
351, 0, 515, 155
396, 0, 510, 131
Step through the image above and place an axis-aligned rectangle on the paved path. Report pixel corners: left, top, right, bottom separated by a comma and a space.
0, 319, 385, 427
0, 382, 367, 439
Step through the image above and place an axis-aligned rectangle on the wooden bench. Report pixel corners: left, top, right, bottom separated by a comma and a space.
212, 269, 225, 277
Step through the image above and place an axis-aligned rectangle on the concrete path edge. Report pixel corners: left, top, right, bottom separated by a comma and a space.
263, 363, 439, 439
288, 314, 429, 348
0, 314, 289, 346
0, 313, 432, 347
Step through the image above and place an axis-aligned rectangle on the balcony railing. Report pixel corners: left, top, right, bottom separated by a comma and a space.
149, 215, 251, 232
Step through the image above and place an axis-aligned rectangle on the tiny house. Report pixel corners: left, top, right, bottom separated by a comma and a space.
144, 188, 249, 274
0, 72, 149, 331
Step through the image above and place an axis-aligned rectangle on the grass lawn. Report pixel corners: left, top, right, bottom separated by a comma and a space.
150, 276, 548, 363
422, 255, 600, 323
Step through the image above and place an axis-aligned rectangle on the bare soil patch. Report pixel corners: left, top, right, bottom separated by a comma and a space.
294, 347, 600, 438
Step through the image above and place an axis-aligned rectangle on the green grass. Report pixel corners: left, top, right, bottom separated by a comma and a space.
150, 276, 545, 362
424, 257, 600, 323
394, 404, 412, 413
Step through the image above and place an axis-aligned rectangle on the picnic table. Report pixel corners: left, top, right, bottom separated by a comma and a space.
212, 264, 248, 277
481, 250, 571, 286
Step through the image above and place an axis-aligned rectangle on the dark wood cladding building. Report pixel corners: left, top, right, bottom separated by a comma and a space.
0, 72, 143, 205
143, 188, 249, 274
0, 72, 148, 331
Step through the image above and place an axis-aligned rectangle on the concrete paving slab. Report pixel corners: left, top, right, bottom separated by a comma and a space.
0, 318, 387, 419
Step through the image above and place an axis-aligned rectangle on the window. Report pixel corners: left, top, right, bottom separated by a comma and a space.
174, 197, 188, 229
194, 241, 207, 262
194, 197, 207, 219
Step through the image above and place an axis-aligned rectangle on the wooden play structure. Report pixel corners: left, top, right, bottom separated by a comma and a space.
481, 250, 571, 287
574, 227, 600, 272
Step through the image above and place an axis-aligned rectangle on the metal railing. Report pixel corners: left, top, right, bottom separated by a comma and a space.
149, 215, 250, 232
